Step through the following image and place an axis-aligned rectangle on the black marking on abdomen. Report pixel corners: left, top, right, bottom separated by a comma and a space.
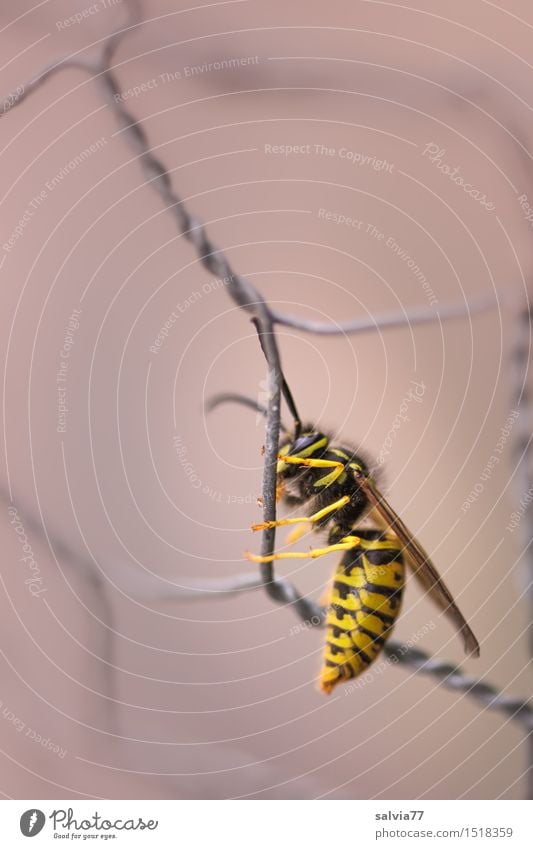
359, 604, 395, 625
357, 626, 386, 646
361, 581, 403, 599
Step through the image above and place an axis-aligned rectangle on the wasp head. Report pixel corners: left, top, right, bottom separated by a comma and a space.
277, 427, 329, 475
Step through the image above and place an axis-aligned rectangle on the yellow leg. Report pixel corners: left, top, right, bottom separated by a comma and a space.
286, 523, 311, 544
278, 453, 346, 488
278, 454, 344, 470
251, 495, 350, 532
245, 535, 360, 563
319, 584, 333, 606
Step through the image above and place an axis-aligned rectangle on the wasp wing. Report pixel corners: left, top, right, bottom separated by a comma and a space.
357, 474, 480, 657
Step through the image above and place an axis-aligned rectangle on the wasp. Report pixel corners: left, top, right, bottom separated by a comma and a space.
211, 329, 480, 695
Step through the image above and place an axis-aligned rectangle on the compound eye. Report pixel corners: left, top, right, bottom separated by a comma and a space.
290, 432, 325, 455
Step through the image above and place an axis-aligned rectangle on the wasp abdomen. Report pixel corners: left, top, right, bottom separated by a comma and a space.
320, 532, 405, 694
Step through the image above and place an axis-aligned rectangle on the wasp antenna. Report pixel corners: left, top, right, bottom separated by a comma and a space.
205, 392, 289, 431
250, 318, 302, 439
280, 371, 302, 440
206, 392, 265, 416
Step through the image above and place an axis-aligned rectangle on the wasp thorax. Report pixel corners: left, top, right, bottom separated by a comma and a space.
336, 449, 369, 476
290, 431, 329, 456
277, 429, 329, 475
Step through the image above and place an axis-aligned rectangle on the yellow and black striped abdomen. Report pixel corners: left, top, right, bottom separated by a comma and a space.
320, 531, 405, 694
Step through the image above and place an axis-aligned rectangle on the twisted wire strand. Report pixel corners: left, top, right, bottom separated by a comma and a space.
507, 120, 533, 798
508, 305, 533, 797
2, 0, 529, 750
509, 307, 533, 647
1, 4, 494, 336
383, 645, 533, 730
0, 0, 496, 563
3, 484, 531, 729
1, 487, 120, 728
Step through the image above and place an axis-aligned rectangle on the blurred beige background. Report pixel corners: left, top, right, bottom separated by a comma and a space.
0, 0, 532, 799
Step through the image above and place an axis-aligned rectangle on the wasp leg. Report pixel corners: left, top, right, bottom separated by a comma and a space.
278, 454, 344, 470
251, 495, 350, 532
245, 535, 360, 563
319, 583, 334, 607
278, 454, 346, 488
286, 523, 311, 544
